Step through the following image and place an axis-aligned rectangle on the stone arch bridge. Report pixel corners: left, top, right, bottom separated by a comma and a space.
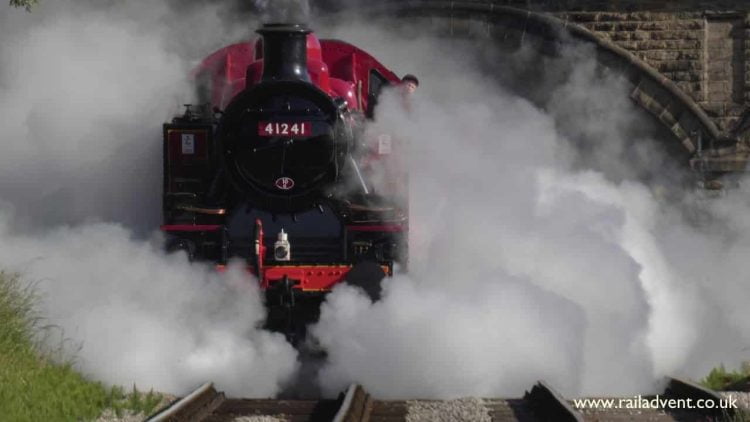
354, 0, 750, 183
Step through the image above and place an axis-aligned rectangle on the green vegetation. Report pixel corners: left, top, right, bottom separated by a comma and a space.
9, 0, 39, 11
701, 363, 750, 391
0, 271, 163, 421
727, 409, 750, 422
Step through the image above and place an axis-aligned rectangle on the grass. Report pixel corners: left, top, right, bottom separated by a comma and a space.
0, 271, 163, 421
701, 363, 750, 391
694, 365, 750, 421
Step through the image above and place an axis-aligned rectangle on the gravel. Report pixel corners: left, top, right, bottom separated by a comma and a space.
94, 393, 176, 422
94, 409, 146, 422
405, 398, 491, 422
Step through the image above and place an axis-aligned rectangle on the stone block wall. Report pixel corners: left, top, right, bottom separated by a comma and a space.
364, 0, 750, 170
554, 11, 749, 133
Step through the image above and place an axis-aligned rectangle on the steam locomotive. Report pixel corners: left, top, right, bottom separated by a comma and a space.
161, 23, 408, 341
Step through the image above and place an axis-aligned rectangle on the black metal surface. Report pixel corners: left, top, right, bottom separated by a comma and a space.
218, 81, 345, 214
265, 287, 325, 344
664, 377, 737, 419
257, 23, 312, 83
524, 381, 584, 422
162, 120, 216, 224
343, 261, 387, 301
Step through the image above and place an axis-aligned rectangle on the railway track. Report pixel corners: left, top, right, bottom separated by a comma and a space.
146, 377, 740, 422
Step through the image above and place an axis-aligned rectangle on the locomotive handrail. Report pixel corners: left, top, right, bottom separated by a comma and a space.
175, 204, 227, 215
165, 192, 198, 199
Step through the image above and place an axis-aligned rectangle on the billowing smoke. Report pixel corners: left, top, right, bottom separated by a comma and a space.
252, 0, 311, 23
0, 219, 297, 396
0, 0, 250, 231
308, 23, 750, 399
3, 0, 750, 402
0, 1, 297, 396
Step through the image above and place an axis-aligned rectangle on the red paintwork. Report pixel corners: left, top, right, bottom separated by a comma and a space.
319, 39, 401, 111
183, 29, 408, 293
249, 219, 390, 291
262, 264, 391, 291
161, 224, 222, 232
193, 42, 255, 109
193, 33, 402, 111
217, 263, 389, 292
262, 265, 350, 291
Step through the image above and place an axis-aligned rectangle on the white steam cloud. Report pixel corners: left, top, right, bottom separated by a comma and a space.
0, 220, 297, 396
0, 1, 296, 396
308, 24, 750, 399
253, 0, 311, 23
2, 0, 749, 401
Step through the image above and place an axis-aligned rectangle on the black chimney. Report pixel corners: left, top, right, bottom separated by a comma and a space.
256, 23, 311, 82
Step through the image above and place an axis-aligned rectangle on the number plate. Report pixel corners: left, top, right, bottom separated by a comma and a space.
258, 122, 312, 137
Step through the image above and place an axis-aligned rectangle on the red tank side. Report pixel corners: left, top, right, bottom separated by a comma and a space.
193, 34, 334, 109
320, 40, 401, 113
319, 40, 407, 205
192, 42, 255, 108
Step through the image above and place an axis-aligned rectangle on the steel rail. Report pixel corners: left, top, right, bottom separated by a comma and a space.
146, 382, 225, 422
664, 376, 737, 419
332, 384, 359, 422
332, 384, 371, 422
524, 380, 584, 422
